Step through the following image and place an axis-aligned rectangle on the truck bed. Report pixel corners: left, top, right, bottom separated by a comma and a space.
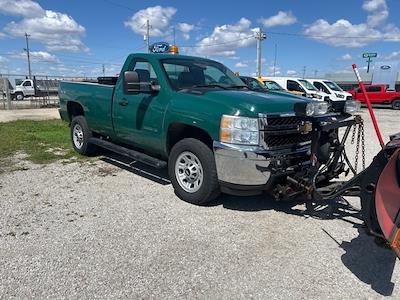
59, 81, 116, 136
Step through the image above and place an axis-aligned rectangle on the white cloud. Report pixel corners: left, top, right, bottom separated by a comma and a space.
1, 1, 88, 52
303, 0, 397, 48
267, 66, 281, 76
383, 24, 400, 42
384, 51, 400, 61
11, 50, 58, 62
124, 6, 176, 38
338, 53, 352, 61
0, 55, 8, 64
0, 0, 44, 18
362, 0, 388, 27
286, 70, 297, 76
259, 11, 297, 28
195, 18, 257, 56
304, 19, 382, 48
235, 62, 248, 68
177, 22, 195, 40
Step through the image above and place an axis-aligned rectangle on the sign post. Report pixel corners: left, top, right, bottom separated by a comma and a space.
362, 52, 377, 73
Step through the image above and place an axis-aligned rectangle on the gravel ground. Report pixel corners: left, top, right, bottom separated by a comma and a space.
0, 108, 399, 299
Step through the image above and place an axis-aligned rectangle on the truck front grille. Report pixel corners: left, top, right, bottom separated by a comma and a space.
261, 115, 312, 149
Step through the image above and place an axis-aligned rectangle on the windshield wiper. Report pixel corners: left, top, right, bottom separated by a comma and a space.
192, 83, 227, 89
228, 85, 249, 90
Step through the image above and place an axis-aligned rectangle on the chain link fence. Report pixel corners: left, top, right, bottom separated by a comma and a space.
0, 74, 97, 110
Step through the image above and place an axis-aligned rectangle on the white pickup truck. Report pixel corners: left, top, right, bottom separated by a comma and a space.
11, 79, 38, 100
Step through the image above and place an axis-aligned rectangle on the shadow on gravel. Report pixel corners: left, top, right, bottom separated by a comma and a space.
96, 156, 397, 295
218, 193, 397, 296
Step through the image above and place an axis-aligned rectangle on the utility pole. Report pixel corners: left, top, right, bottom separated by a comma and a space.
314, 70, 318, 78
302, 66, 306, 78
273, 43, 277, 77
144, 19, 151, 53
24, 32, 32, 79
102, 64, 105, 76
255, 28, 266, 78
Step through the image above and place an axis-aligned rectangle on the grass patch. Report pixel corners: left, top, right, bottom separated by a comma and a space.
0, 119, 84, 164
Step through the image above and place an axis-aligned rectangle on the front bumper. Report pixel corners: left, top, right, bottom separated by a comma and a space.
213, 141, 310, 188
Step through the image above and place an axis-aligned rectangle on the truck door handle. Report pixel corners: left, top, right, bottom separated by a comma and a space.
118, 98, 129, 106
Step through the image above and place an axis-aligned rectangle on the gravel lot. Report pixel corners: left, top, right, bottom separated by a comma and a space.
0, 108, 399, 299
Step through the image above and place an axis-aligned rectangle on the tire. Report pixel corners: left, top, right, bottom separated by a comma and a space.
70, 116, 97, 155
15, 92, 24, 101
392, 99, 400, 110
168, 138, 220, 205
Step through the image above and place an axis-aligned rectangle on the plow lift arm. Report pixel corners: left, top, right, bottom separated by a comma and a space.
315, 64, 400, 258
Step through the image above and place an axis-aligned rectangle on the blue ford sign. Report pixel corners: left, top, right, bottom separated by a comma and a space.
149, 42, 170, 53
380, 65, 391, 70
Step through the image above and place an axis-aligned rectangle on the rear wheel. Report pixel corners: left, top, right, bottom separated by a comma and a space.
168, 138, 220, 205
392, 99, 400, 110
70, 116, 97, 155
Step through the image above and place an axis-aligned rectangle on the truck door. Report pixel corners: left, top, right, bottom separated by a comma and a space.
21, 80, 35, 97
112, 59, 167, 154
365, 86, 382, 103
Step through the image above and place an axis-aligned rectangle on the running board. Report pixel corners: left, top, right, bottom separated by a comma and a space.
88, 137, 167, 169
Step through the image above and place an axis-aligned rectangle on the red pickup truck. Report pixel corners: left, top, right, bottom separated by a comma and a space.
347, 84, 400, 110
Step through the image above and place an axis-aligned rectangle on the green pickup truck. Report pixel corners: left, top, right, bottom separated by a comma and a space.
59, 53, 359, 204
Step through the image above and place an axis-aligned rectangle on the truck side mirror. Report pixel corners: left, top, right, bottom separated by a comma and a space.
123, 71, 140, 94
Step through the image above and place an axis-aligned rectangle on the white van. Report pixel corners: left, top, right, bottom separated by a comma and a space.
271, 77, 330, 101
308, 79, 352, 101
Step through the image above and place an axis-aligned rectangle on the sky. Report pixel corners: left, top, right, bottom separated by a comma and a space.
0, 0, 399, 78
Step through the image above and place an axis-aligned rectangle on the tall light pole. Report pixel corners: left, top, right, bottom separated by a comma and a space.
255, 28, 266, 78
24, 32, 32, 79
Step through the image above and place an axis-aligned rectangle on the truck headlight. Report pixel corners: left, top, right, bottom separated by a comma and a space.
313, 94, 323, 100
344, 100, 361, 114
313, 102, 328, 115
220, 115, 259, 145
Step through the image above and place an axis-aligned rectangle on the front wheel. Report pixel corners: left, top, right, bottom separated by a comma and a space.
392, 99, 400, 110
168, 138, 220, 205
15, 92, 24, 101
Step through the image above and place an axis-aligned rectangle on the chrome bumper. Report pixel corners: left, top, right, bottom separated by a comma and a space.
213, 141, 310, 186
213, 142, 272, 186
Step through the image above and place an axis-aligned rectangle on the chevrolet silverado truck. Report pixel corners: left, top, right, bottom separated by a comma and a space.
59, 53, 360, 204
348, 84, 400, 110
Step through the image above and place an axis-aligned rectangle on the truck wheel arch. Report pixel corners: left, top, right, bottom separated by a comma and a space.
167, 123, 213, 154
67, 101, 85, 121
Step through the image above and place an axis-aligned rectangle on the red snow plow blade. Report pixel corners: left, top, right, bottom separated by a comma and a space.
375, 146, 400, 258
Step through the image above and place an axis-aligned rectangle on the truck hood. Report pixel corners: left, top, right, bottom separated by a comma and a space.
196, 89, 309, 117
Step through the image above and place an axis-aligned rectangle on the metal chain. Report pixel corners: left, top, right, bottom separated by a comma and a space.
355, 124, 361, 173
360, 120, 366, 170
349, 118, 366, 173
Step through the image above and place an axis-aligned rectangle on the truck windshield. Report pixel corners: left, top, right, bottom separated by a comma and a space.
299, 79, 317, 91
323, 81, 343, 92
264, 80, 284, 91
161, 58, 247, 90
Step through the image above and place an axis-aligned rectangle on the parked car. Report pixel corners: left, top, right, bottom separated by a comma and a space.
271, 77, 330, 101
347, 84, 400, 110
59, 53, 359, 205
308, 79, 352, 101
240, 76, 286, 93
